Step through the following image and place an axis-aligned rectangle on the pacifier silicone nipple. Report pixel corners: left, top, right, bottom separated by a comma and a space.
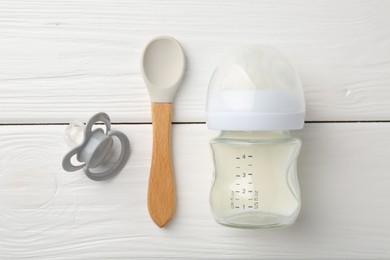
64, 121, 85, 147
62, 112, 130, 181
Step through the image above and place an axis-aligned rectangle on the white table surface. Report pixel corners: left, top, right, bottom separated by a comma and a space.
1, 0, 390, 259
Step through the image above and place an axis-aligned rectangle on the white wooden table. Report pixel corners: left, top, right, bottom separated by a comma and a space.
1, 0, 390, 258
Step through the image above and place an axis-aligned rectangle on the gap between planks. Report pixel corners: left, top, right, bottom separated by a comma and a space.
0, 120, 390, 126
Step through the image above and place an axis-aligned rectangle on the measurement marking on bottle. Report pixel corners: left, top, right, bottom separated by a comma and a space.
254, 191, 259, 209
231, 153, 259, 211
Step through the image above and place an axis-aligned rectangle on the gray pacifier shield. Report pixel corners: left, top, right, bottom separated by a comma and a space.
62, 112, 130, 181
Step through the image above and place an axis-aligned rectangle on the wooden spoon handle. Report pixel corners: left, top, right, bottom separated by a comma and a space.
148, 103, 175, 227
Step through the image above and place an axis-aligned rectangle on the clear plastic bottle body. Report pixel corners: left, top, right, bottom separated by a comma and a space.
210, 131, 301, 228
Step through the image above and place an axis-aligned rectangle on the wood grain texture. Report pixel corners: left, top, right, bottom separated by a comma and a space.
0, 123, 389, 259
148, 103, 175, 228
0, 0, 390, 123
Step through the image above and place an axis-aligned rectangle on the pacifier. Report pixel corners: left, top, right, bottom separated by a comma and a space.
62, 112, 130, 181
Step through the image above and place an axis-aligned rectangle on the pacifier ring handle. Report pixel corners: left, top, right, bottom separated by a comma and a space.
83, 130, 130, 181
85, 112, 111, 136
62, 147, 86, 172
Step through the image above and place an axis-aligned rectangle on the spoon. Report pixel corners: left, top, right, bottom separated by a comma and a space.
141, 36, 185, 227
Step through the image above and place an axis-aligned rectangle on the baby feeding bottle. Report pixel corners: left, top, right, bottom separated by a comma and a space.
206, 45, 305, 228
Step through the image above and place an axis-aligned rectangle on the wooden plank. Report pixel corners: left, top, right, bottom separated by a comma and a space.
0, 0, 390, 123
0, 123, 389, 258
